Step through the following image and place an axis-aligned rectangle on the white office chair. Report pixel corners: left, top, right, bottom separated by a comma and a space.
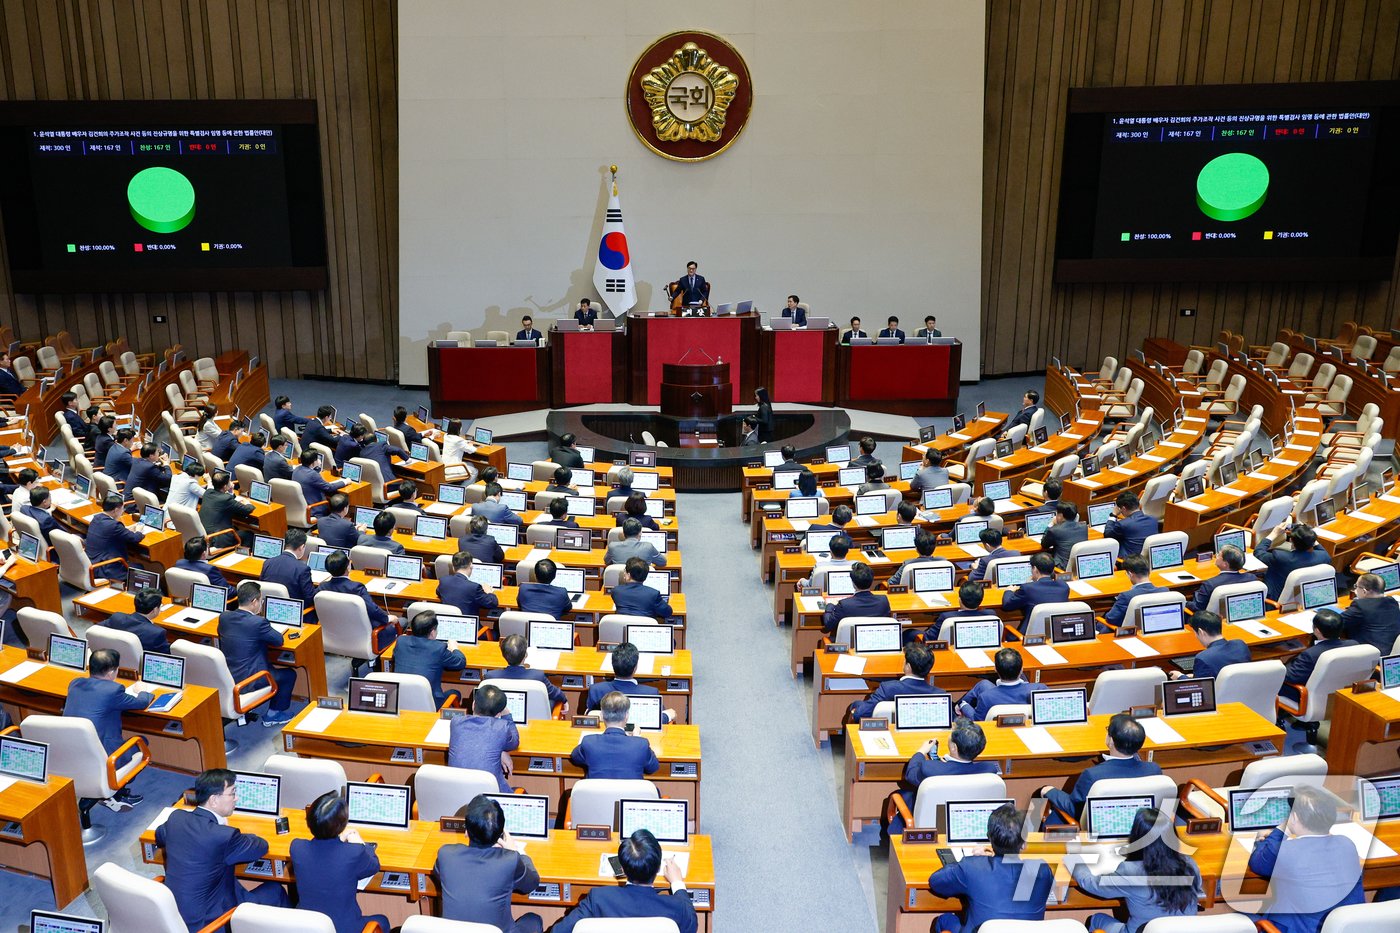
572, 921, 680, 933
366, 671, 438, 712
947, 438, 994, 484
350, 544, 389, 573
271, 477, 319, 528
1065, 775, 1178, 826
92, 862, 200, 933
1103, 379, 1143, 420
531, 460, 559, 482
598, 614, 659, 644
16, 607, 74, 646
1086, 667, 1167, 716
601, 563, 628, 589
1286, 352, 1315, 380
172, 640, 275, 752
1137, 474, 1177, 522
85, 626, 144, 671
1319, 900, 1400, 932
1277, 644, 1380, 729
349, 456, 400, 506
895, 771, 1007, 832
1275, 564, 1336, 611
1251, 496, 1295, 540
1180, 349, 1205, 377
1311, 373, 1354, 417
1022, 601, 1095, 641
1291, 479, 1330, 524
565, 778, 659, 828
165, 566, 210, 602
498, 610, 556, 640
1020, 454, 1077, 500
314, 591, 382, 668
262, 753, 347, 810
413, 764, 501, 821
1142, 917, 1254, 933
402, 918, 502, 933
1384, 347, 1400, 374
1204, 579, 1268, 617
525, 524, 560, 549
829, 616, 900, 648
1261, 341, 1290, 368
50, 528, 116, 591
22, 715, 149, 844
479, 677, 556, 721
1178, 753, 1327, 822
1203, 374, 1245, 416
229, 904, 343, 933
1067, 539, 1119, 579
985, 704, 1032, 721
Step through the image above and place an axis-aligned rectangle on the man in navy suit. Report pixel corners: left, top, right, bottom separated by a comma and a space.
355, 510, 405, 555
1040, 501, 1087, 570
63, 648, 152, 810
315, 493, 360, 549
841, 316, 868, 343
98, 587, 170, 656
438, 550, 499, 617
967, 528, 1015, 583
393, 610, 467, 709
781, 294, 807, 327
458, 514, 505, 565
1004, 389, 1041, 436
1341, 571, 1400, 654
919, 580, 994, 643
585, 642, 675, 722
260, 528, 317, 612
446, 685, 518, 791
958, 648, 1046, 720
889, 718, 999, 835
822, 561, 891, 636
573, 298, 600, 329
486, 634, 567, 712
1280, 608, 1359, 703
60, 392, 88, 442
1103, 490, 1158, 557
541, 496, 579, 529
125, 442, 172, 502
292, 449, 344, 517
514, 315, 544, 342
927, 803, 1054, 932
1248, 786, 1364, 933
85, 493, 146, 579
103, 428, 137, 486
850, 642, 945, 721
1000, 552, 1069, 632
20, 487, 59, 545
1172, 609, 1251, 681
517, 558, 573, 619
1041, 714, 1163, 821
1103, 554, 1165, 630
0, 352, 23, 396
92, 415, 118, 466
174, 536, 230, 591
263, 435, 295, 482
302, 405, 341, 454
1255, 522, 1331, 602
198, 470, 255, 550
670, 260, 708, 307
473, 482, 523, 527
568, 690, 659, 779
209, 419, 246, 462
435, 795, 543, 933
391, 406, 423, 447
550, 435, 586, 469
218, 582, 296, 727
358, 432, 407, 481
226, 431, 267, 475
878, 316, 906, 342
1189, 545, 1257, 612
554, 829, 696, 933
333, 424, 366, 468
272, 395, 311, 434
156, 768, 289, 929
611, 557, 674, 621
319, 550, 398, 655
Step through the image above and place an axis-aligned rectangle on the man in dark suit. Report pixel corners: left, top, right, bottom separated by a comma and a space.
0, 352, 23, 396
584, 642, 676, 722
438, 550, 499, 618
1171, 610, 1251, 681
302, 405, 341, 454
85, 493, 146, 579
927, 803, 1053, 932
841, 316, 868, 343
446, 684, 518, 790
1040, 501, 1088, 570
218, 582, 296, 727
458, 514, 506, 565
474, 483, 524, 527
391, 405, 423, 447
781, 294, 807, 327
573, 298, 600, 329
1247, 786, 1365, 933
393, 610, 467, 709
358, 432, 407, 481
967, 528, 1015, 583
1280, 608, 1359, 702
319, 550, 399, 655
1103, 490, 1159, 557
610, 557, 674, 621
889, 718, 999, 835
514, 315, 543, 342
851, 436, 880, 468
916, 315, 942, 338
849, 642, 945, 720
156, 768, 289, 928
1255, 522, 1332, 602
1038, 477, 1064, 513
957, 647, 1046, 720
292, 449, 344, 518
174, 537, 230, 594
1041, 714, 1163, 821
1189, 545, 1256, 612
670, 260, 708, 307
63, 648, 152, 810
606, 518, 667, 568
909, 448, 950, 494
543, 466, 579, 497
568, 690, 659, 779
550, 432, 585, 468
60, 392, 89, 442
822, 561, 892, 636
356, 510, 406, 555
198, 470, 255, 550
517, 558, 574, 619
263, 435, 295, 482
1342, 571, 1400, 654
92, 415, 118, 466
315, 493, 360, 549
554, 830, 696, 933
227, 431, 267, 475
486, 634, 567, 712
20, 487, 59, 545
332, 424, 366, 469
878, 316, 906, 342
772, 444, 803, 473
435, 795, 543, 933
97, 588, 169, 656
103, 428, 137, 487
125, 442, 172, 502
1103, 554, 1165, 630
260, 528, 317, 610
210, 419, 246, 462
1000, 552, 1070, 631
272, 395, 311, 434
1005, 389, 1041, 436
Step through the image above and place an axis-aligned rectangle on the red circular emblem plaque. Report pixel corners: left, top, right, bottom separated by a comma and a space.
626, 31, 754, 162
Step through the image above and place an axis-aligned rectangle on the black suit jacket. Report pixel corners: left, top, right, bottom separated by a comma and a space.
673, 273, 708, 305
1342, 596, 1400, 655
841, 329, 869, 343
1284, 637, 1360, 687
551, 446, 585, 468
782, 306, 808, 326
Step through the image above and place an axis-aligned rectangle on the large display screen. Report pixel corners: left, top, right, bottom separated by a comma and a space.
1056, 81, 1400, 281
0, 100, 327, 292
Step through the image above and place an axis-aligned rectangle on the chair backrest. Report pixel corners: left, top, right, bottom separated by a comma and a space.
1087, 667, 1167, 716
1139, 530, 1189, 564
1111, 367, 1133, 393
1312, 361, 1337, 391
21, 714, 112, 798
263, 753, 348, 810
831, 615, 900, 648
1253, 496, 1295, 538
569, 778, 659, 828
572, 921, 681, 933
9, 509, 45, 545
165, 501, 206, 548
601, 563, 627, 589
1022, 601, 1094, 641
350, 545, 389, 573
1204, 579, 1268, 616
1238, 752, 1328, 792
230, 904, 336, 933
1220, 374, 1245, 402
1047, 454, 1078, 482
1276, 563, 1336, 611
98, 359, 122, 388
164, 383, 185, 410
1215, 659, 1287, 723
1202, 358, 1228, 387
1384, 346, 1400, 374
1142, 916, 1254, 933
1067, 539, 1119, 579
533, 489, 569, 514
120, 350, 139, 375
479, 677, 552, 720
234, 463, 264, 491
402, 917, 503, 933
194, 356, 219, 382
1287, 352, 1315, 379
498, 610, 556, 640
349, 456, 393, 505
357, 413, 378, 433
909, 771, 1007, 830
598, 614, 658, 644
313, 591, 376, 660
1084, 774, 1179, 818
12, 355, 35, 383
978, 918, 1088, 933
1353, 333, 1378, 361
177, 369, 199, 397
1264, 341, 1290, 367
36, 345, 60, 370
93, 862, 191, 933
85, 625, 143, 670
48, 529, 97, 591
171, 640, 242, 718
413, 763, 501, 821
1097, 356, 1118, 382
1296, 644, 1381, 721
161, 567, 209, 604
385, 425, 410, 452
367, 671, 437, 712
525, 524, 560, 549
983, 704, 1032, 721
1139, 474, 1177, 521
1319, 899, 1400, 932
1181, 349, 1204, 375
270, 478, 315, 528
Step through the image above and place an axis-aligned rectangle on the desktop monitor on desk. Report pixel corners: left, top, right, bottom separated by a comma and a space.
1087, 502, 1114, 530
825, 444, 851, 464
386, 555, 424, 583
852, 622, 902, 654
881, 525, 917, 551
941, 799, 1014, 844
47, 633, 87, 671
626, 624, 674, 654
126, 567, 161, 593
1159, 676, 1216, 716
1073, 552, 1115, 581
29, 913, 103, 933
773, 471, 800, 491
252, 534, 284, 560
348, 678, 398, 715
620, 798, 688, 844
949, 618, 1002, 650
1086, 795, 1156, 840
1031, 688, 1088, 726
824, 570, 855, 597
1213, 529, 1248, 555
894, 694, 951, 730
983, 480, 1011, 502
141, 652, 186, 691
910, 564, 955, 594
414, 515, 448, 540
993, 559, 1033, 589
0, 735, 48, 784
954, 520, 988, 546
346, 781, 412, 830
191, 582, 229, 613
855, 493, 886, 517
1359, 775, 1400, 822
264, 596, 304, 630
1024, 510, 1055, 538
786, 497, 819, 520
923, 487, 953, 510
341, 462, 363, 484
485, 523, 519, 548
433, 613, 478, 645
838, 467, 866, 487
437, 484, 466, 506
484, 793, 550, 839
1148, 541, 1184, 571
232, 771, 282, 817
468, 562, 504, 590
1049, 611, 1096, 644
763, 450, 785, 468
1228, 786, 1293, 832
628, 694, 664, 731
527, 620, 575, 651
1138, 601, 1186, 635
500, 689, 529, 724
805, 529, 840, 557
1224, 590, 1266, 624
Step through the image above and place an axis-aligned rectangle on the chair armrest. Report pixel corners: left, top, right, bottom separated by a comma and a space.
1045, 799, 1079, 828
563, 797, 574, 828
106, 735, 150, 789
0, 725, 19, 736
1256, 922, 1283, 933
1277, 685, 1307, 717
87, 557, 127, 587
890, 791, 914, 830
365, 773, 385, 784
194, 907, 240, 933
1176, 779, 1227, 821
551, 700, 566, 720
360, 922, 386, 933
205, 527, 241, 548
441, 693, 459, 709
1351, 551, 1392, 575
232, 670, 275, 714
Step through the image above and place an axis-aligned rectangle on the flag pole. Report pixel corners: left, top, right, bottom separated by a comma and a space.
610, 163, 618, 196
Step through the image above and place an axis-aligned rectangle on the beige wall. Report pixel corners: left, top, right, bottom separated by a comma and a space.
398, 0, 986, 384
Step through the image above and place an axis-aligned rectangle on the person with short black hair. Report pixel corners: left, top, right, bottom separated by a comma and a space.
1248, 785, 1363, 932
1000, 551, 1069, 627
554, 829, 694, 932
317, 493, 359, 549
967, 528, 1014, 583
574, 297, 599, 329
486, 634, 567, 712
218, 582, 298, 727
475, 481, 524, 527
334, 423, 366, 469
1342, 571, 1400, 655
391, 405, 423, 448
916, 315, 941, 339
210, 418, 246, 462
273, 394, 311, 434
318, 550, 399, 657
447, 684, 517, 789
1104, 490, 1158, 557
8, 467, 40, 513
98, 588, 170, 655
1040, 477, 1064, 511
63, 647, 152, 810
1280, 608, 1358, 702
927, 803, 1053, 931
104, 427, 137, 485
606, 517, 667, 568
439, 550, 499, 618
85, 492, 147, 579
20, 486, 59, 545
354, 509, 405, 555
857, 461, 891, 496
889, 717, 999, 835
957, 647, 1047, 720
1040, 501, 1087, 570
841, 316, 868, 344
1103, 554, 1165, 630
199, 469, 256, 549
516, 315, 543, 343
174, 535, 229, 592
821, 561, 891, 636
260, 528, 317, 611
922, 581, 993, 643
394, 479, 423, 514
394, 609, 467, 709
1189, 544, 1255, 612
568, 692, 658, 779
263, 433, 294, 482
543, 495, 580, 528
1173, 609, 1251, 681
516, 557, 573, 619
910, 447, 948, 492
550, 432, 584, 469
895, 500, 919, 525
851, 436, 880, 469
790, 469, 825, 501
782, 294, 807, 327
289, 791, 389, 933
1041, 713, 1162, 821
435, 794, 544, 932
292, 448, 344, 518
812, 503, 853, 533
303, 405, 343, 455
850, 642, 945, 720
156, 768, 289, 926
458, 513, 505, 565
610, 557, 673, 620
227, 431, 267, 475
1005, 389, 1041, 436
1255, 521, 1331, 602
878, 315, 906, 342
60, 390, 88, 441
773, 443, 802, 472
126, 441, 172, 502
584, 642, 676, 723
889, 530, 940, 585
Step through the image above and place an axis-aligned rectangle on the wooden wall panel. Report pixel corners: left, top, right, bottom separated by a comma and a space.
984, 0, 1400, 375
0, 0, 397, 381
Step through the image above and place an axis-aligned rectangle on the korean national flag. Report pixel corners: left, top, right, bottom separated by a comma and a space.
593, 179, 636, 315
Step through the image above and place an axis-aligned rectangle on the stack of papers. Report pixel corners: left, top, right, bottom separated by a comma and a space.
1015, 726, 1063, 754
1233, 620, 1279, 639
834, 654, 867, 675
524, 648, 561, 670
296, 708, 341, 734
857, 730, 899, 756
986, 459, 1012, 470
1137, 717, 1185, 745
1115, 637, 1158, 659
424, 719, 452, 745
83, 586, 123, 605
214, 553, 246, 569
0, 661, 45, 685
961, 544, 989, 558
1026, 645, 1067, 666
955, 648, 994, 669
1275, 610, 1316, 634
1068, 580, 1100, 597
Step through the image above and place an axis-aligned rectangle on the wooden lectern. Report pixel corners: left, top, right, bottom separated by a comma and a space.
661, 361, 732, 418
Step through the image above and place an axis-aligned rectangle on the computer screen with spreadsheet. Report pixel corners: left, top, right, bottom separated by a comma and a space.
1074, 552, 1115, 580
824, 570, 854, 596
1087, 503, 1114, 528
942, 799, 1013, 844
141, 652, 185, 689
626, 624, 673, 654
763, 450, 784, 467
191, 582, 227, 612
900, 460, 920, 481
410, 443, 430, 461
786, 497, 819, 520
433, 613, 478, 645
500, 491, 528, 511
950, 618, 1002, 650
855, 493, 886, 516
639, 530, 667, 553
527, 620, 574, 651
565, 496, 594, 518
29, 912, 103, 933
355, 506, 381, 527
341, 461, 362, 483
773, 470, 800, 490
1224, 591, 1265, 624
386, 555, 423, 582
954, 520, 988, 545
910, 565, 955, 593
628, 694, 663, 731
507, 462, 533, 482
1381, 655, 1400, 689
1139, 601, 1186, 635
838, 467, 866, 487
620, 798, 688, 843
346, 781, 411, 829
894, 694, 951, 730
923, 487, 953, 510
437, 484, 466, 505
983, 480, 1011, 501
248, 481, 272, 504
16, 530, 41, 563
414, 515, 447, 539
484, 792, 550, 839
642, 571, 672, 601
252, 534, 283, 560
263, 595, 303, 628
474, 426, 493, 445
631, 471, 660, 491
1229, 786, 1294, 832
232, 771, 281, 816
485, 523, 519, 547
1373, 562, 1400, 593
1148, 541, 1183, 570
554, 567, 585, 593
993, 559, 1033, 588
853, 622, 902, 654
1086, 795, 1154, 839
0, 735, 47, 783
1301, 577, 1337, 610
805, 529, 840, 555
881, 526, 917, 551
1359, 775, 1400, 822
501, 689, 528, 724
1032, 688, 1088, 725
826, 444, 851, 464
47, 633, 86, 671
1024, 510, 1055, 537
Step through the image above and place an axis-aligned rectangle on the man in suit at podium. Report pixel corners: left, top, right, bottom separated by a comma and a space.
670, 261, 708, 307
917, 316, 942, 338
515, 316, 543, 342
878, 317, 906, 342
782, 295, 807, 327
841, 317, 869, 343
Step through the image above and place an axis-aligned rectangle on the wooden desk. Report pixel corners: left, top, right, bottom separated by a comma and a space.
0, 774, 86, 907
394, 458, 446, 498
0, 646, 226, 772
837, 341, 963, 417
1060, 410, 1210, 511
840, 703, 1284, 840
2, 557, 61, 615
1326, 687, 1400, 777
976, 411, 1107, 497
280, 707, 702, 823
51, 499, 185, 569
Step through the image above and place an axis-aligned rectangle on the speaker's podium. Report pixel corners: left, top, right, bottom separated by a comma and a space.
660, 352, 732, 419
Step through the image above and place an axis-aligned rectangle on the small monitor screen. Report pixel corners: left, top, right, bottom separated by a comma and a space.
499, 490, 528, 511
433, 613, 478, 645
1024, 510, 1055, 537
557, 528, 590, 551
191, 582, 228, 612
910, 564, 954, 593
416, 406, 430, 422
900, 460, 920, 481
528, 620, 575, 651
554, 567, 585, 594
772, 471, 800, 490
341, 461, 363, 483
894, 694, 952, 730
882, 526, 917, 551
639, 530, 667, 552
438, 484, 466, 506
643, 498, 664, 519
507, 462, 533, 482
414, 515, 448, 540
354, 506, 381, 527
943, 799, 1014, 844
347, 678, 398, 715
1301, 577, 1337, 610
994, 560, 1033, 588
953, 414, 967, 432
1229, 786, 1294, 832
628, 694, 663, 731
1139, 601, 1186, 635
345, 781, 411, 829
1380, 655, 1400, 690
853, 622, 902, 653
786, 497, 819, 520
248, 481, 272, 504
485, 523, 519, 547
375, 431, 389, 445
1372, 562, 1400, 593
565, 496, 593, 518
1161, 677, 1217, 716
1087, 503, 1115, 528
983, 480, 1011, 501
838, 467, 866, 487
805, 529, 840, 555
232, 771, 281, 816
1032, 688, 1088, 725
474, 426, 494, 445
923, 487, 953, 510
630, 471, 660, 491
951, 618, 1002, 650
307, 550, 331, 573
141, 506, 165, 529
954, 519, 988, 545
628, 450, 656, 467
763, 450, 785, 467
1359, 776, 1400, 822
386, 555, 423, 582
501, 689, 528, 724
263, 596, 303, 628
73, 474, 92, 498
1049, 611, 1096, 644
575, 447, 595, 464
640, 571, 671, 598
484, 792, 550, 839
1148, 542, 1183, 570
47, 633, 86, 671
29, 912, 103, 933
625, 624, 673, 654
825, 444, 851, 464
1224, 590, 1265, 624
467, 562, 503, 589
855, 493, 886, 516
141, 652, 185, 689
1074, 552, 1114, 580
824, 570, 855, 596
409, 443, 430, 461
252, 534, 284, 560
1087, 795, 1155, 839
1183, 475, 1205, 499
0, 735, 48, 783
181, 454, 200, 472
126, 567, 160, 593
619, 799, 688, 844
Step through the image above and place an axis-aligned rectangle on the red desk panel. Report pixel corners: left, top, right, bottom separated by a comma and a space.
551, 330, 626, 405
627, 314, 759, 406
838, 342, 962, 416
428, 346, 551, 417
766, 328, 837, 404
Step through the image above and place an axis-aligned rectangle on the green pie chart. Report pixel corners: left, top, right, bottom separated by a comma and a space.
1196, 152, 1269, 222
127, 166, 196, 233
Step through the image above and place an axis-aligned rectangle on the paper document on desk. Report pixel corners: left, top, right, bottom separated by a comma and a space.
1233, 620, 1279, 639
525, 648, 561, 670
498, 478, 525, 490
1065, 434, 1085, 442
855, 515, 878, 528
1243, 555, 1267, 573
1110, 465, 1137, 476
788, 519, 810, 532
528, 513, 553, 524
1015, 726, 1063, 754
1351, 510, 1388, 524
1078, 479, 1101, 489
1176, 501, 1208, 512
1380, 495, 1400, 506
424, 719, 452, 746
857, 729, 899, 756
163, 608, 219, 629
1139, 454, 1165, 464
948, 433, 971, 442
423, 502, 458, 517
1275, 610, 1316, 634
1161, 440, 1187, 449
1274, 459, 1302, 468
980, 416, 1002, 424
366, 578, 405, 594
1314, 528, 1345, 542
1114, 637, 1158, 659
295, 708, 340, 734
986, 459, 1011, 470
635, 654, 654, 675
1381, 687, 1400, 703
213, 553, 247, 569
83, 586, 123, 605
1137, 717, 1185, 745
955, 648, 994, 669
0, 661, 44, 685
1246, 471, 1274, 481
1026, 645, 1067, 666
833, 654, 867, 675
146, 806, 177, 832
1216, 486, 1246, 498
918, 592, 949, 608
0, 775, 16, 796
1029, 446, 1054, 455
960, 544, 989, 558
1068, 580, 1100, 598
1331, 821, 1398, 860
